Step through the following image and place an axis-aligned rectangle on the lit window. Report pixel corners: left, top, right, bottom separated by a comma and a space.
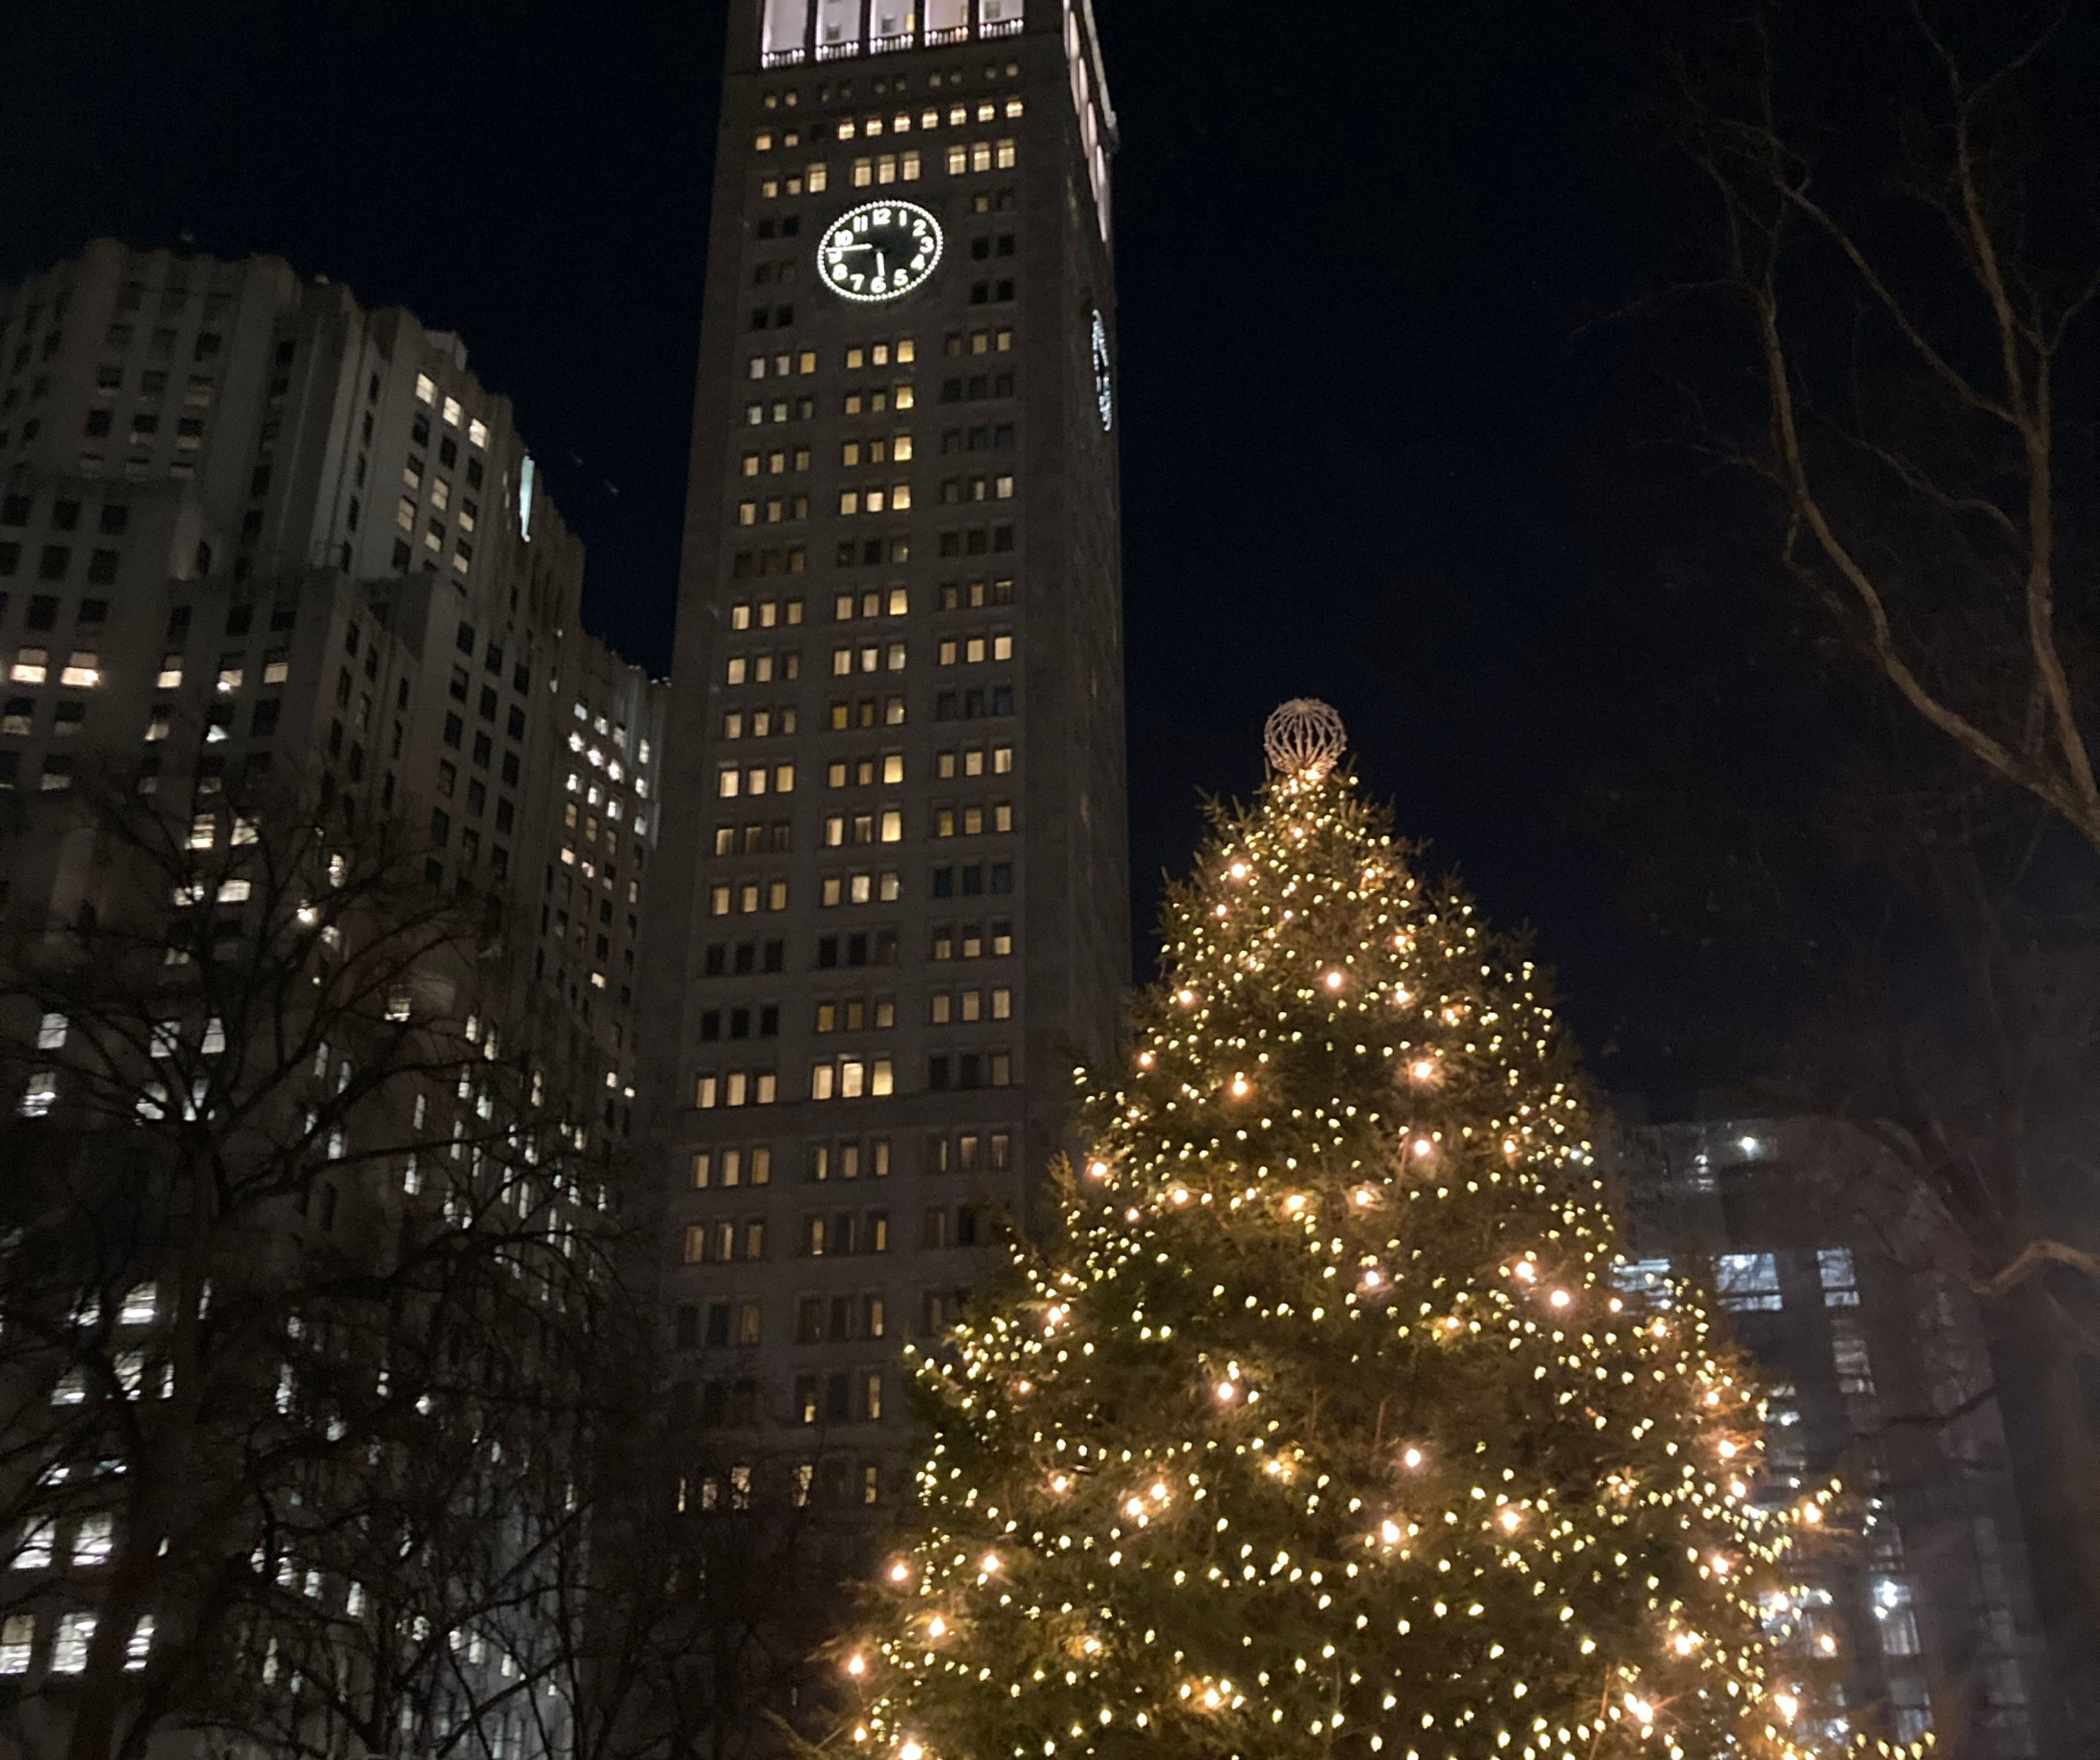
36, 1012, 67, 1050
414, 373, 435, 404
0, 1615, 31, 1674
14, 1521, 54, 1568
60, 652, 99, 687
51, 1612, 94, 1674
468, 418, 489, 448
20, 1073, 57, 1118
125, 1615, 152, 1671
72, 1515, 113, 1566
442, 395, 462, 427
1816, 1247, 1860, 1307
11, 647, 48, 684
1713, 1252, 1782, 1313
156, 655, 182, 688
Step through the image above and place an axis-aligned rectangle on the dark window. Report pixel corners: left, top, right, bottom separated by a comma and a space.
733, 942, 756, 975
442, 712, 463, 749
84, 409, 112, 438
51, 500, 81, 533
495, 797, 514, 833
39, 546, 71, 581
251, 700, 280, 738
478, 685, 497, 722
86, 549, 118, 584
472, 732, 491, 767
817, 935, 839, 969
76, 600, 107, 628
0, 497, 30, 527
0, 544, 19, 577
932, 866, 954, 898
763, 938, 784, 973
705, 1303, 731, 1348
456, 621, 476, 656
506, 705, 525, 739
704, 943, 726, 976
928, 1055, 950, 1092
99, 503, 128, 535
430, 808, 450, 846
26, 596, 56, 632
700, 1010, 721, 1042
990, 860, 1012, 893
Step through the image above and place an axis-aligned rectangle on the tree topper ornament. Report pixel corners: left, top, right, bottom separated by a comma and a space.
1263, 697, 1347, 781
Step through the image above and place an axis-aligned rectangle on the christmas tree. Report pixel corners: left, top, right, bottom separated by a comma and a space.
835, 704, 1867, 1760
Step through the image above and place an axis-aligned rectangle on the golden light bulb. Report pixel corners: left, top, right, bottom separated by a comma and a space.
1324, 970, 1344, 990
1673, 1633, 1697, 1656
1176, 988, 1196, 1006
1050, 1473, 1070, 1493
1402, 1447, 1424, 1469
1125, 1497, 1144, 1518
1817, 1633, 1838, 1655
1380, 1520, 1402, 1543
928, 1616, 947, 1637
1171, 1187, 1189, 1205
1229, 1074, 1249, 1097
1412, 1138, 1433, 1159
1800, 1502, 1823, 1525
1409, 1058, 1436, 1082
1498, 1508, 1520, 1532
1362, 1268, 1382, 1288
1774, 1691, 1799, 1721
1151, 1482, 1169, 1501
981, 1552, 1000, 1573
1718, 1441, 1737, 1458
1086, 1160, 1109, 1178
1549, 1289, 1572, 1308
1625, 1695, 1654, 1726
1229, 862, 1248, 880
846, 1654, 867, 1676
889, 1563, 911, 1583
1352, 1188, 1374, 1206
901, 1742, 924, 1760
1284, 1194, 1306, 1212
1216, 1381, 1237, 1402
1513, 1260, 1537, 1283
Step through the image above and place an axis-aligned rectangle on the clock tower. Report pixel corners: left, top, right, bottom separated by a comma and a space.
638, 0, 1126, 1516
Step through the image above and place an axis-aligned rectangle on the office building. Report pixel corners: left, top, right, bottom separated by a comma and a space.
639, 0, 1126, 1513
0, 239, 663, 1751
1610, 1116, 2066, 1758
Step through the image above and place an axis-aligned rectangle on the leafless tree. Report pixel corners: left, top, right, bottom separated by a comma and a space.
1646, 0, 2100, 1679
0, 763, 623, 1760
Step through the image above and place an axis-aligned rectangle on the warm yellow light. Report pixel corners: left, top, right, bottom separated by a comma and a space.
1176, 988, 1196, 1006
1151, 1482, 1169, 1501
1625, 1695, 1654, 1726
1050, 1473, 1071, 1493
1171, 1187, 1190, 1205
1324, 970, 1344, 990
1380, 1519, 1402, 1543
1229, 1074, 1250, 1097
901, 1742, 924, 1760
1800, 1502, 1823, 1525
1352, 1188, 1374, 1207
1125, 1497, 1145, 1518
1513, 1260, 1537, 1283
846, 1654, 867, 1675
1216, 1381, 1237, 1402
1817, 1633, 1838, 1656
1718, 1441, 1737, 1458
1549, 1289, 1572, 1308
889, 1563, 911, 1582
1402, 1447, 1424, 1469
927, 1616, 947, 1638
1774, 1691, 1799, 1721
1412, 1138, 1433, 1159
1284, 1194, 1306, 1213
1086, 1159, 1109, 1178
1409, 1058, 1436, 1082
1673, 1632, 1700, 1656
1229, 861, 1248, 880
1498, 1508, 1520, 1533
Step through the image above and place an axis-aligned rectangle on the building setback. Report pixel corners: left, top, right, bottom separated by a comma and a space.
638, 0, 1126, 1513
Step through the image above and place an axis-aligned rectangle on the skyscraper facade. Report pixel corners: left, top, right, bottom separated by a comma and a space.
0, 240, 663, 1747
641, 0, 1126, 1509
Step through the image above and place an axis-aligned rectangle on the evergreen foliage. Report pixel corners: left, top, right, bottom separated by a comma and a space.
833, 761, 1871, 1760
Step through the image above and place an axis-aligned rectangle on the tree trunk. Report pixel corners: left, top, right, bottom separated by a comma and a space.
2008, 1285, 2100, 1692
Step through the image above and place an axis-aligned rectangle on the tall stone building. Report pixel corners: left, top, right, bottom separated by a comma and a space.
0, 240, 664, 1746
640, 0, 1126, 1511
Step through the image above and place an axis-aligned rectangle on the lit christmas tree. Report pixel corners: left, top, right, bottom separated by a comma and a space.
836, 703, 1876, 1760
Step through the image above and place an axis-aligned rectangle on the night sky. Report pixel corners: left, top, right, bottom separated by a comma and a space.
4, 1, 1717, 1091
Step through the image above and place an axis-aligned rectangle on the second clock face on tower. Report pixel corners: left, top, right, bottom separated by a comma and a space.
818, 202, 944, 302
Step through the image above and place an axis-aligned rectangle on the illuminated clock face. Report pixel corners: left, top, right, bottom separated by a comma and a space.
1091, 309, 1113, 432
819, 201, 943, 302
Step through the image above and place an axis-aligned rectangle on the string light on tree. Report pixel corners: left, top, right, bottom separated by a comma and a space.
829, 705, 1906, 1760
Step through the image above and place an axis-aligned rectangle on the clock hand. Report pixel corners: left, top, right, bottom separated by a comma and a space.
876, 251, 888, 278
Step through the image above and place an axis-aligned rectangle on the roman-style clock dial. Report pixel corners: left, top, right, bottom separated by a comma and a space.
1091, 308, 1113, 432
819, 201, 943, 302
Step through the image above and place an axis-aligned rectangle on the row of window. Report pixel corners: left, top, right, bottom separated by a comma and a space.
0, 1610, 150, 1677
693, 1048, 1011, 1110
697, 918, 1012, 977
0, 545, 123, 584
